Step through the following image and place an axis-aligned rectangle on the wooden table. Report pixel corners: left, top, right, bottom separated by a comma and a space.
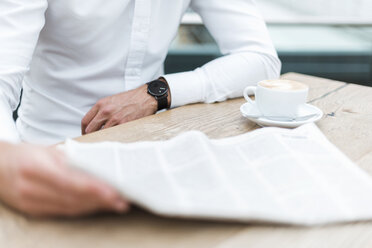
1, 73, 372, 248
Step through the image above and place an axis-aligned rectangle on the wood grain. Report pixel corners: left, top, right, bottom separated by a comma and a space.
1, 73, 372, 248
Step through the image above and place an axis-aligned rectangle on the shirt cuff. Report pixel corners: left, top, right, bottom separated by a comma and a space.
163, 70, 205, 108
0, 93, 20, 143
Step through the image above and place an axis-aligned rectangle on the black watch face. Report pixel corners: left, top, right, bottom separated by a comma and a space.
148, 80, 168, 97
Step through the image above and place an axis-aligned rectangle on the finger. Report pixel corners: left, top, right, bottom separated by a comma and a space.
19, 170, 101, 209
68, 173, 129, 212
19, 196, 122, 217
22, 147, 129, 212
106, 111, 139, 129
81, 105, 99, 135
17, 199, 77, 217
62, 171, 128, 211
103, 120, 117, 129
22, 179, 129, 216
25, 161, 129, 212
103, 114, 122, 129
84, 112, 107, 134
16, 179, 75, 209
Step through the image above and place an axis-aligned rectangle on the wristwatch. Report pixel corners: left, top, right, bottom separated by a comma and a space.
146, 79, 169, 111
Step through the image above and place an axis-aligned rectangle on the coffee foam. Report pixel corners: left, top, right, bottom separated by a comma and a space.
259, 80, 308, 91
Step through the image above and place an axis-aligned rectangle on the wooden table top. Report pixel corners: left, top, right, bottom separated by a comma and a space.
1, 73, 372, 248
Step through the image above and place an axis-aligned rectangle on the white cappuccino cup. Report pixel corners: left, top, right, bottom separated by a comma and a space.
243, 79, 309, 118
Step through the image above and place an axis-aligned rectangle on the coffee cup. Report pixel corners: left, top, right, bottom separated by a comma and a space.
243, 79, 309, 118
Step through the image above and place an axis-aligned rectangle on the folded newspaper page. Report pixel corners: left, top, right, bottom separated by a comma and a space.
60, 124, 372, 225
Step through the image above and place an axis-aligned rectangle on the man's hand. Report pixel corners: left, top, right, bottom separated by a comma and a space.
82, 84, 159, 135
0, 142, 129, 217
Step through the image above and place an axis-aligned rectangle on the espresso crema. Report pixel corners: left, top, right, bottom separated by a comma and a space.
259, 80, 308, 91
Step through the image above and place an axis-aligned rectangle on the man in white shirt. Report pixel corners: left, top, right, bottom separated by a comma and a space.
0, 0, 280, 216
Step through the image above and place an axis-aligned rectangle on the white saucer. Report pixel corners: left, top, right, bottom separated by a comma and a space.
240, 102, 323, 128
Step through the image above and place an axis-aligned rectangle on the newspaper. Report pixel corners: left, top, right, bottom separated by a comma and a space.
60, 124, 372, 225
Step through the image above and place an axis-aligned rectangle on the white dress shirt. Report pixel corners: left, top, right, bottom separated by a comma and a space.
0, 0, 281, 145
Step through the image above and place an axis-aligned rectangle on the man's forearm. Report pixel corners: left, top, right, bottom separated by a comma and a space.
163, 52, 281, 108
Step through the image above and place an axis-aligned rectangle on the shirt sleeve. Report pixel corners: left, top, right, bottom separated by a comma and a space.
163, 0, 281, 108
0, 0, 47, 143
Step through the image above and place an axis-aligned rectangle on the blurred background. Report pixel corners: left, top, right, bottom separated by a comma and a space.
165, 0, 372, 86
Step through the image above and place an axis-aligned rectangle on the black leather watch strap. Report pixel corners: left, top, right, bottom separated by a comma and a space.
156, 94, 168, 111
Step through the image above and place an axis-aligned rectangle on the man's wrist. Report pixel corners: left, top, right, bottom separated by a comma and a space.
139, 84, 158, 114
